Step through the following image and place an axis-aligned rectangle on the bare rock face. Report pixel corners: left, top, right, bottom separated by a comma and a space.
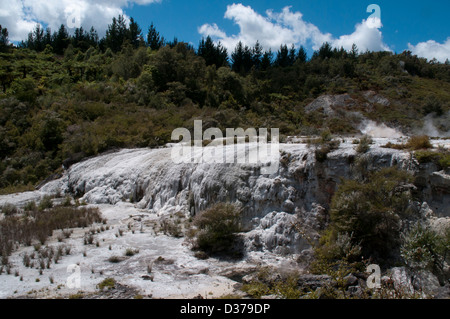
362, 90, 391, 107
429, 171, 450, 215
413, 162, 450, 216
304, 91, 390, 119
305, 94, 355, 116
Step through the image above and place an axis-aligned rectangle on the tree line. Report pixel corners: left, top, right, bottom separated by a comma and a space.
1, 16, 380, 74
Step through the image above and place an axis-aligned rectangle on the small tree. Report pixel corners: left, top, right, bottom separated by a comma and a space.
190, 203, 242, 256
0, 25, 9, 52
328, 167, 414, 261
356, 135, 373, 154
401, 223, 449, 281
147, 22, 164, 50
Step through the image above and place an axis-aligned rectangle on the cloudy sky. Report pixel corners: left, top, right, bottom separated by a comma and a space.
0, 0, 449, 62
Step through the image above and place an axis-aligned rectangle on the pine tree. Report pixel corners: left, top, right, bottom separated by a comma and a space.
105, 15, 128, 52
231, 41, 255, 74
350, 43, 358, 59
32, 24, 45, 52
147, 23, 164, 50
288, 44, 297, 65
242, 44, 253, 73
0, 25, 8, 52
315, 42, 333, 60
297, 46, 308, 63
252, 41, 263, 69
231, 41, 245, 73
88, 27, 99, 47
167, 37, 179, 48
128, 17, 142, 48
197, 36, 228, 68
44, 27, 52, 48
275, 44, 290, 67
261, 50, 273, 70
53, 24, 69, 55
73, 27, 90, 51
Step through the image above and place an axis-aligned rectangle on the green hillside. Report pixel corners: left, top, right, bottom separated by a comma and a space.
0, 20, 449, 193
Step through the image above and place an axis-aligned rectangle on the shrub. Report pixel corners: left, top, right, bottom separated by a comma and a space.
312, 130, 341, 162
38, 196, 53, 211
414, 150, 450, 170
108, 256, 123, 263
414, 150, 441, 164
401, 223, 449, 279
24, 201, 37, 211
422, 96, 443, 116
241, 268, 303, 299
124, 248, 139, 257
383, 136, 432, 151
406, 135, 432, 150
1, 203, 19, 216
98, 278, 116, 291
327, 167, 414, 262
356, 135, 373, 154
382, 142, 407, 150
160, 217, 183, 238
439, 154, 450, 170
190, 203, 242, 256
314, 230, 362, 263
83, 233, 94, 245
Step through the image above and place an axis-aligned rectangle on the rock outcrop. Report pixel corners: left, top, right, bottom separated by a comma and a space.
2, 138, 449, 255
21, 138, 445, 254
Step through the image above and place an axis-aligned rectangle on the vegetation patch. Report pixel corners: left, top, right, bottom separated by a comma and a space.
414, 149, 450, 169
0, 203, 102, 259
383, 135, 433, 151
97, 278, 116, 291
188, 203, 242, 257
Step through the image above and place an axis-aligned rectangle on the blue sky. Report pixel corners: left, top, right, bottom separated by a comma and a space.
126, 0, 449, 54
1, 0, 449, 61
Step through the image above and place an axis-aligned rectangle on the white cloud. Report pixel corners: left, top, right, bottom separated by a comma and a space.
0, 0, 161, 42
198, 3, 391, 54
408, 38, 450, 63
331, 17, 391, 52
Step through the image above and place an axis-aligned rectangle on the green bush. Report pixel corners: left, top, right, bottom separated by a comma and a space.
383, 136, 433, 151
439, 154, 450, 170
98, 278, 116, 291
406, 135, 432, 150
401, 223, 449, 279
124, 248, 139, 257
327, 167, 414, 261
414, 150, 450, 170
241, 268, 302, 299
356, 135, 373, 154
310, 130, 341, 162
1, 203, 19, 216
414, 150, 441, 164
190, 203, 242, 256
38, 195, 53, 211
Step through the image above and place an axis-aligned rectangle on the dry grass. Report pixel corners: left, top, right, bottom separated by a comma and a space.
383, 135, 432, 151
0, 205, 102, 257
406, 135, 432, 150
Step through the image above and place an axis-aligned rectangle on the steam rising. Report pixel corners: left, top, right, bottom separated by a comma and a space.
359, 120, 403, 138
418, 113, 450, 138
